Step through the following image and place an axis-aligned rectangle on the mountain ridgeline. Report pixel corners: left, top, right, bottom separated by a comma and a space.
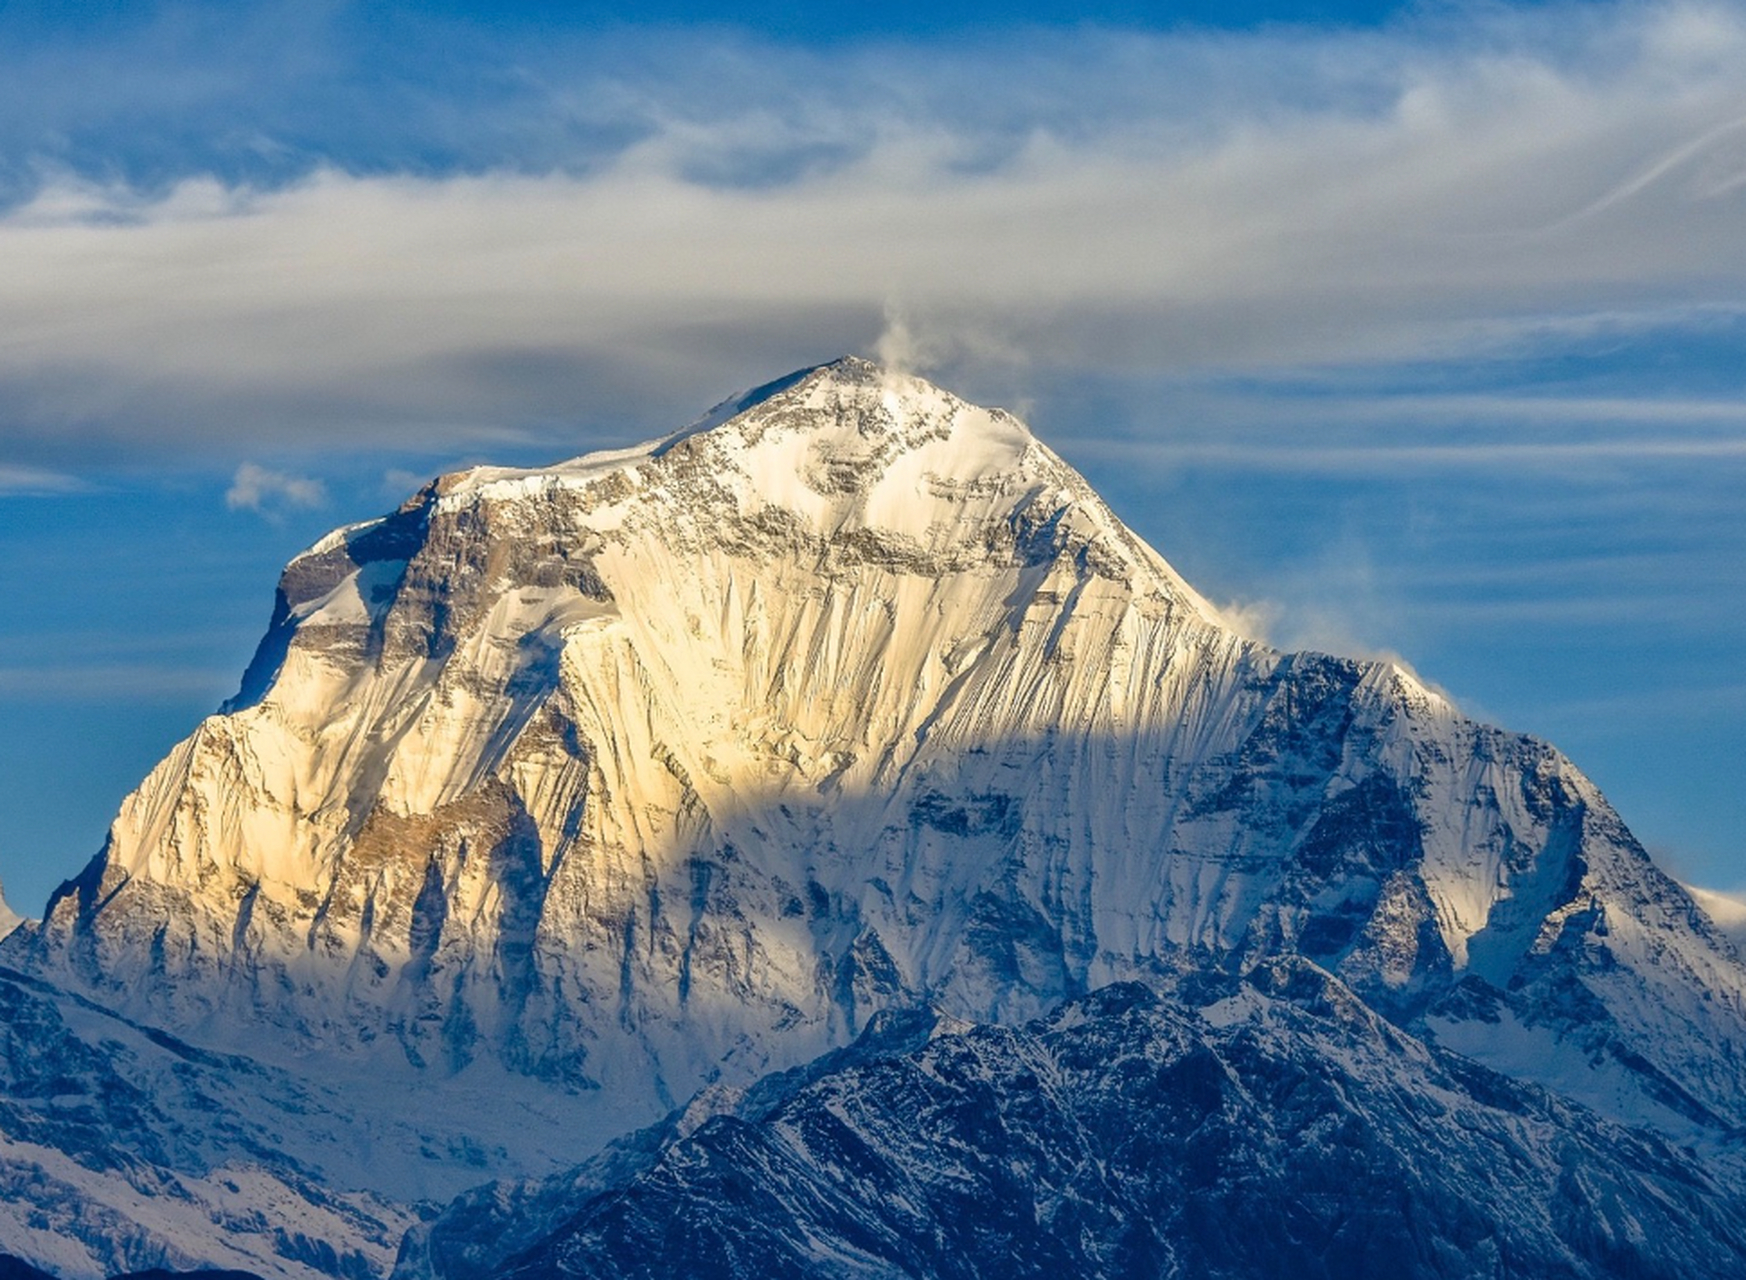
3, 358, 1744, 1278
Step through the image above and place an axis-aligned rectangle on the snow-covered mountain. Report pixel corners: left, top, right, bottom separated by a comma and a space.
3, 356, 1744, 1274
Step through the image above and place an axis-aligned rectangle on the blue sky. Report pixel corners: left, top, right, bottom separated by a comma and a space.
1, 0, 1743, 912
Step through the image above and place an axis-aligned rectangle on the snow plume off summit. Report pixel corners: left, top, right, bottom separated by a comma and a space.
4, 357, 1746, 1278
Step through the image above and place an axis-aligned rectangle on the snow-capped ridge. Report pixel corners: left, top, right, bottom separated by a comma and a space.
424, 355, 1038, 512
657, 360, 835, 449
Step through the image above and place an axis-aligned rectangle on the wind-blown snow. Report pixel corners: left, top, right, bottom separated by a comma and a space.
1687, 884, 1746, 949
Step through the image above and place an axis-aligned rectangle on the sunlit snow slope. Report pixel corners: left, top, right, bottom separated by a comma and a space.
9, 356, 1745, 1183
0, 883, 21, 941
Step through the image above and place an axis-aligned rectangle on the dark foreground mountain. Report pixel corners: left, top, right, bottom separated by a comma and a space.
2, 358, 1743, 1275
409, 964, 1746, 1280
0, 1257, 56, 1280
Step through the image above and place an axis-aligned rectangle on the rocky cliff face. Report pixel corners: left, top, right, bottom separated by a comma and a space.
4, 357, 1745, 1273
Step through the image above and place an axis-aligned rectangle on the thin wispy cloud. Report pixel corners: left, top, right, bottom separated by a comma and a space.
0, 2, 1743, 465
0, 465, 83, 495
0, 664, 235, 702
1075, 436, 1746, 475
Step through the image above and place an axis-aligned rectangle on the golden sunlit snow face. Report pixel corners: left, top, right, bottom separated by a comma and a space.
5, 3, 1746, 918
20, 359, 1741, 1152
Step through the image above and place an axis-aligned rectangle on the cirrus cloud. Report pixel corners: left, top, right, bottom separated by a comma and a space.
0, 2, 1743, 468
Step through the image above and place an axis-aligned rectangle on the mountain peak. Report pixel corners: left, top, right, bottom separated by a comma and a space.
5, 359, 1746, 1280
0, 878, 21, 940
672, 354, 970, 437
13, 358, 1746, 1255
435, 355, 1036, 515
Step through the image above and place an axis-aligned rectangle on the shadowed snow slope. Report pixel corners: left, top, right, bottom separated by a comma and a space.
4, 358, 1745, 1273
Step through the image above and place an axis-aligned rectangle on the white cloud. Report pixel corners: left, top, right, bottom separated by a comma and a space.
382, 467, 428, 497
0, 3, 1743, 462
1210, 595, 1460, 707
225, 462, 325, 513
874, 305, 928, 376
0, 465, 82, 495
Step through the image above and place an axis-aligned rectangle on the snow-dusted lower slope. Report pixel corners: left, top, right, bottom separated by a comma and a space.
4, 357, 1746, 1273
0, 963, 414, 1280
392, 1005, 953, 1280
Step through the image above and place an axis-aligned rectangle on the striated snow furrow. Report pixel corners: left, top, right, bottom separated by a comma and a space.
4, 357, 1746, 1273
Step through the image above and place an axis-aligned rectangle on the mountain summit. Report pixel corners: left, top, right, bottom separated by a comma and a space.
5, 357, 1746, 1273
21, 357, 1242, 1104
